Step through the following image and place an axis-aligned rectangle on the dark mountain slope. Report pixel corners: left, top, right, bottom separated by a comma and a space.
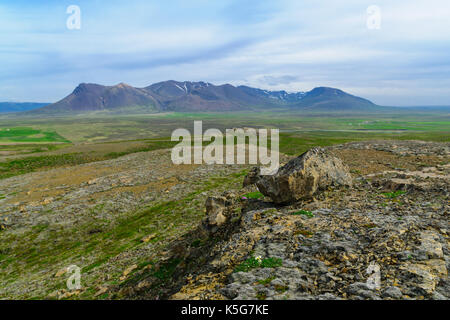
35, 83, 159, 113
293, 87, 378, 111
31, 81, 384, 114
145, 81, 273, 111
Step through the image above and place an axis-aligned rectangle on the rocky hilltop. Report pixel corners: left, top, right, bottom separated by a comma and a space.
0, 140, 448, 300
118, 141, 449, 300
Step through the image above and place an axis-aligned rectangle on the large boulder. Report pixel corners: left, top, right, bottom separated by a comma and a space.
251, 147, 352, 203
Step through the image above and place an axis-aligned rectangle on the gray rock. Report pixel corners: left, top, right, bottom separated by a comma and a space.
346, 282, 380, 299
254, 147, 352, 203
230, 272, 256, 284
382, 286, 403, 299
220, 283, 241, 299
432, 291, 447, 300
243, 167, 261, 187
203, 192, 238, 233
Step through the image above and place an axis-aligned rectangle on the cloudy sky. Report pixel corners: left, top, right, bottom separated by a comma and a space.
1, 0, 450, 105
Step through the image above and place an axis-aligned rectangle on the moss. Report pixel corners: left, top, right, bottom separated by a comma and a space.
256, 292, 267, 300
234, 257, 283, 272
242, 191, 265, 200
190, 239, 205, 248
152, 258, 181, 281
292, 210, 314, 218
382, 190, 406, 199
257, 276, 276, 286
274, 284, 289, 293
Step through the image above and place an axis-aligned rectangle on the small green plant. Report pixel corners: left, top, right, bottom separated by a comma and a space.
191, 239, 205, 248
256, 292, 267, 300
382, 190, 406, 199
256, 276, 276, 286
260, 257, 283, 268
234, 257, 260, 272
274, 284, 289, 293
292, 210, 314, 218
152, 258, 181, 281
234, 256, 283, 272
242, 191, 264, 200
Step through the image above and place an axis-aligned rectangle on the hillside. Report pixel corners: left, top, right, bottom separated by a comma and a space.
0, 140, 448, 300
30, 81, 384, 114
36, 83, 159, 113
293, 87, 379, 111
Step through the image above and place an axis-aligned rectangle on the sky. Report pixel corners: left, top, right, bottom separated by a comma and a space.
0, 0, 450, 106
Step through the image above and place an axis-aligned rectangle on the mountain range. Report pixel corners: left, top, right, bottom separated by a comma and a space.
20, 80, 382, 114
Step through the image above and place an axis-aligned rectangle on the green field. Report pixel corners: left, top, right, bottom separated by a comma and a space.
0, 127, 69, 143
0, 111, 448, 180
1, 111, 449, 143
0, 110, 448, 299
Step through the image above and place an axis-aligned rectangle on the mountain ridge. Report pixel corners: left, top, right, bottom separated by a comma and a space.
30, 80, 381, 114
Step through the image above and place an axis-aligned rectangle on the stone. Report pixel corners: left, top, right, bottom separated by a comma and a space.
243, 167, 261, 187
94, 287, 108, 297
254, 147, 352, 203
203, 192, 238, 233
141, 234, 156, 243
417, 231, 444, 259
400, 260, 447, 294
205, 196, 228, 228
55, 267, 68, 277
120, 264, 138, 280
346, 282, 379, 299
382, 286, 403, 299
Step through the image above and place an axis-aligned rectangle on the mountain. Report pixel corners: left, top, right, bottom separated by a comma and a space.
144, 81, 271, 111
238, 86, 306, 103
36, 83, 159, 113
0, 102, 49, 113
31, 81, 382, 114
292, 87, 378, 111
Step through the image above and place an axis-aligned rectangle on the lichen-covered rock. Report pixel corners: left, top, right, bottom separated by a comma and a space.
167, 141, 449, 301
255, 147, 352, 203
203, 191, 239, 233
243, 167, 261, 187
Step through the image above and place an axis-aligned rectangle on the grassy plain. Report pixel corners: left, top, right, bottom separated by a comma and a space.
0, 110, 448, 299
0, 111, 448, 180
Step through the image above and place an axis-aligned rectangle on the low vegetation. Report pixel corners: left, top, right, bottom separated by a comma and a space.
234, 257, 283, 272
291, 210, 314, 218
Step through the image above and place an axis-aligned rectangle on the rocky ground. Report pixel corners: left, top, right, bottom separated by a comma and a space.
0, 148, 261, 299
0, 140, 448, 300
121, 140, 448, 300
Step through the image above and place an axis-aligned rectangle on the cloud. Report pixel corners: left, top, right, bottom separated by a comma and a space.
0, 0, 449, 105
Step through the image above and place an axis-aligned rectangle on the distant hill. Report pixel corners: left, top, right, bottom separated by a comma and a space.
36, 83, 159, 113
0, 102, 49, 113
29, 80, 385, 114
293, 87, 379, 111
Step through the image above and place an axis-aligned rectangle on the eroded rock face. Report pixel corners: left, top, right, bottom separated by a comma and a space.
203, 191, 239, 233
254, 147, 352, 203
243, 167, 261, 187
167, 141, 449, 301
